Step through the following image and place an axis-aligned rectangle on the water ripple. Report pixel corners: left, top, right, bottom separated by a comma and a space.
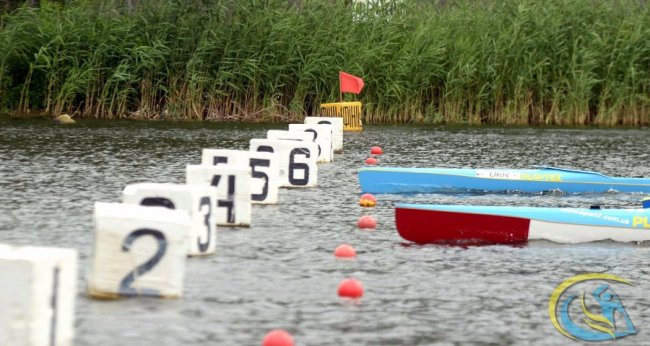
1, 118, 648, 345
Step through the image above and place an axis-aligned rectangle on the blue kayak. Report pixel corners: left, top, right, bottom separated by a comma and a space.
358, 166, 650, 194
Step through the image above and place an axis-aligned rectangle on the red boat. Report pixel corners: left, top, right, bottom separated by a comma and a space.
395, 203, 650, 245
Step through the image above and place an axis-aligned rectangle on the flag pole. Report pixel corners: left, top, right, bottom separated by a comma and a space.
338, 71, 342, 102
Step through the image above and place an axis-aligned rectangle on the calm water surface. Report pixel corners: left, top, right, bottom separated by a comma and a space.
2, 116, 650, 345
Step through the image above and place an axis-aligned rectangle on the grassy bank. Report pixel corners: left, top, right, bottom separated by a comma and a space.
0, 0, 648, 125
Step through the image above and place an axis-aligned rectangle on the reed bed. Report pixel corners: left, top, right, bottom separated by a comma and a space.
0, 0, 648, 125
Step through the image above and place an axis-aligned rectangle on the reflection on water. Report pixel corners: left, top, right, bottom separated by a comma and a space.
1, 116, 649, 345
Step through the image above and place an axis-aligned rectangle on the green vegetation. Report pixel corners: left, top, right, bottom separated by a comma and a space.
0, 0, 648, 125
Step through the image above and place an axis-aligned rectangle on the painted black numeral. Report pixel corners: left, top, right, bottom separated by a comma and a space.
305, 129, 317, 141
289, 148, 310, 185
50, 266, 60, 346
305, 129, 321, 156
140, 197, 175, 209
250, 158, 270, 201
212, 156, 228, 165
119, 228, 167, 296
316, 123, 334, 155
197, 196, 211, 252
211, 174, 236, 223
257, 145, 274, 153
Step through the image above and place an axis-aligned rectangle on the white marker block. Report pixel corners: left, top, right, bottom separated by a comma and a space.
288, 123, 334, 163
305, 116, 343, 153
202, 149, 280, 204
122, 183, 217, 256
186, 165, 252, 226
250, 138, 318, 188
89, 202, 191, 299
0, 245, 77, 346
266, 129, 314, 142
200, 149, 250, 168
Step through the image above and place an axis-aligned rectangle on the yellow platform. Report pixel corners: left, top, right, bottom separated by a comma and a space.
319, 102, 362, 131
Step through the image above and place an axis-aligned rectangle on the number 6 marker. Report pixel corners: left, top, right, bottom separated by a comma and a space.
250, 138, 318, 188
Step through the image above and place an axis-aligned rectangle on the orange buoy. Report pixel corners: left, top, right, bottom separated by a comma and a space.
262, 329, 294, 346
365, 157, 378, 165
359, 193, 377, 207
370, 146, 383, 155
338, 278, 364, 298
334, 244, 356, 258
357, 215, 377, 229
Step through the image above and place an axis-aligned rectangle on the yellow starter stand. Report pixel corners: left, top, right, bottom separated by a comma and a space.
319, 101, 363, 131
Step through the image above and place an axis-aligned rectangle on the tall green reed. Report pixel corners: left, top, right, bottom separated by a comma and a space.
0, 0, 647, 125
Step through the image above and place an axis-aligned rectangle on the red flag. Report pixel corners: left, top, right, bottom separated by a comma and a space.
339, 71, 364, 94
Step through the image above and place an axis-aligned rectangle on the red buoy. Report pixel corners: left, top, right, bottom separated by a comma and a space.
365, 157, 378, 165
338, 278, 364, 298
334, 244, 356, 258
370, 146, 383, 155
359, 193, 377, 207
262, 329, 294, 346
357, 215, 377, 229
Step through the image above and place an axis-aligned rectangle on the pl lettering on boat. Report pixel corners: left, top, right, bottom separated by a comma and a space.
475, 170, 521, 180
632, 216, 650, 228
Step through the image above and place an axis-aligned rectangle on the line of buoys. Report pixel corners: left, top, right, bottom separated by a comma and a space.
333, 146, 385, 304
338, 147, 386, 301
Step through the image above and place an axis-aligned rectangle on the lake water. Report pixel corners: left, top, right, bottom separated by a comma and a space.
2, 116, 650, 345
